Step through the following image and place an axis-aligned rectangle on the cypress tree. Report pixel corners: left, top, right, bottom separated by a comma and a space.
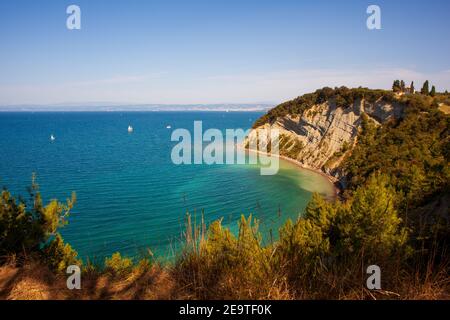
430, 85, 436, 97
392, 80, 401, 92
410, 81, 415, 93
421, 80, 429, 95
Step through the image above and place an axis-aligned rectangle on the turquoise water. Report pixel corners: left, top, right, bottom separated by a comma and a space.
0, 112, 334, 262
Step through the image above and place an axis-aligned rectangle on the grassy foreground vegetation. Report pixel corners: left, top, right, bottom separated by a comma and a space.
0, 86, 449, 300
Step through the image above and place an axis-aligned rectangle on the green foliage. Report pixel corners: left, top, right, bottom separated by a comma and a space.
334, 174, 408, 259
205, 216, 268, 278
175, 173, 412, 297
339, 91, 449, 257
341, 140, 350, 153
133, 258, 152, 274
0, 176, 77, 271
393, 80, 401, 92
275, 174, 409, 286
105, 252, 134, 275
252, 87, 396, 128
175, 215, 277, 299
276, 194, 332, 280
42, 233, 80, 272
421, 80, 430, 95
343, 103, 449, 209
430, 85, 436, 97
278, 135, 304, 159
286, 141, 303, 158
400, 80, 405, 91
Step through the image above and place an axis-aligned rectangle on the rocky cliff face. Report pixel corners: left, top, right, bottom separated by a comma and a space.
246, 98, 405, 183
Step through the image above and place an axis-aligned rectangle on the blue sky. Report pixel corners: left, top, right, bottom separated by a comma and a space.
0, 0, 449, 105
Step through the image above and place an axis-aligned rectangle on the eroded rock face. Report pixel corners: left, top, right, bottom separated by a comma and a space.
246, 99, 404, 181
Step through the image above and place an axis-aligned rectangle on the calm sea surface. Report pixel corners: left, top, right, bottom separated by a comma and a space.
0, 112, 334, 262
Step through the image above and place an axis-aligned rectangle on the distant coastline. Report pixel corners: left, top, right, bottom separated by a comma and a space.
0, 104, 273, 113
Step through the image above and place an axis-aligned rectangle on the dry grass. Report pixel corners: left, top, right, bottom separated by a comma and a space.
0, 258, 176, 300
1, 256, 447, 300
438, 103, 450, 114
0, 250, 448, 300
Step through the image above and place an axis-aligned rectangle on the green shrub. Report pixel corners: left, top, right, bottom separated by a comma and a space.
275, 173, 409, 289
333, 174, 409, 260
105, 252, 134, 275
0, 176, 77, 271
175, 215, 280, 299
42, 233, 80, 272
276, 214, 331, 281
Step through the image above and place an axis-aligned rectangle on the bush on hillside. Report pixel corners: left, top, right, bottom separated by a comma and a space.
104, 252, 134, 276
174, 215, 284, 299
0, 176, 78, 271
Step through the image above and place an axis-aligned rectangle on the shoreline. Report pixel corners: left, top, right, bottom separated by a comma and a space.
245, 148, 341, 200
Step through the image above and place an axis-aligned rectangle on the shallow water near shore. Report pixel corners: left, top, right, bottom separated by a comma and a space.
0, 111, 334, 262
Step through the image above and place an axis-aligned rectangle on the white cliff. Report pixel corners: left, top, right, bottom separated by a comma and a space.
246, 98, 404, 181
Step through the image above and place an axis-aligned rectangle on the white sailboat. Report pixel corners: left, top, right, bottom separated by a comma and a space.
50, 134, 56, 141
166, 125, 171, 129
128, 125, 133, 133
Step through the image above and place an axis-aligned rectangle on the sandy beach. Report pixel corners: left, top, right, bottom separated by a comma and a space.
244, 147, 341, 200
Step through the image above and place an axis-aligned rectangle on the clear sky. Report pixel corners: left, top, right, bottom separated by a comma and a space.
0, 0, 449, 106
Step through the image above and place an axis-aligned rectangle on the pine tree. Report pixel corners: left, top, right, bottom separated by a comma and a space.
430, 86, 436, 97
421, 80, 429, 95
339, 174, 408, 257
0, 178, 78, 270
392, 80, 401, 92
400, 80, 405, 92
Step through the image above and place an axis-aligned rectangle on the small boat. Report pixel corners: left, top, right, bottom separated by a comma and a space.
128, 125, 133, 133
50, 134, 56, 141
166, 125, 172, 129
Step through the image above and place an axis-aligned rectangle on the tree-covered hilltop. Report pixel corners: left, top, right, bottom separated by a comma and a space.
252, 86, 397, 128
252, 84, 450, 129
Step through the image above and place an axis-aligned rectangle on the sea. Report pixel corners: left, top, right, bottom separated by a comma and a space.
0, 111, 334, 262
